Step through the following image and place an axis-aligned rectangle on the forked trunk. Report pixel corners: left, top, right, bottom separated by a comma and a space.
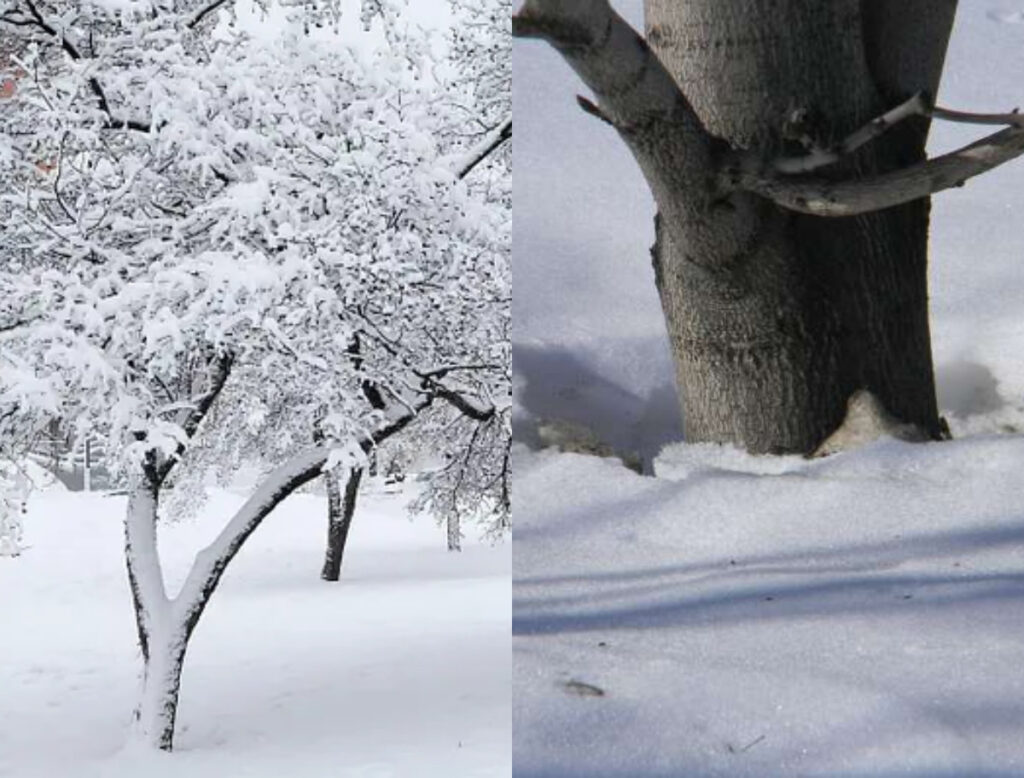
320, 467, 363, 581
123, 445, 333, 749
643, 0, 950, 453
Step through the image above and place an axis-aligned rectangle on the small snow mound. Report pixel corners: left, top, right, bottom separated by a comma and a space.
937, 360, 1004, 417
653, 442, 805, 480
986, 8, 1024, 23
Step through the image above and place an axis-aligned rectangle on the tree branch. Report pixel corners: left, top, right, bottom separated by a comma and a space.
367, 398, 431, 448
728, 100, 1024, 217
513, 0, 720, 244
171, 395, 431, 643
418, 373, 494, 422
171, 444, 333, 642
0, 315, 40, 335
455, 117, 511, 180
346, 334, 388, 411
6, 1, 152, 132
186, 0, 234, 29
769, 92, 931, 175
352, 311, 498, 424
153, 350, 234, 485
931, 105, 1024, 128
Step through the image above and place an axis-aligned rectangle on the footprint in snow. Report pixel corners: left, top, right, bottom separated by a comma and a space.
560, 679, 605, 697
987, 8, 1024, 23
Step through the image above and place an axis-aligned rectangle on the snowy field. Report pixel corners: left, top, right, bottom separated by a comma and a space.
514, 1, 1024, 775
1, 486, 510, 777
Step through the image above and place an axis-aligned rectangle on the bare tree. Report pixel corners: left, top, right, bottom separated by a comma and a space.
513, 0, 1024, 454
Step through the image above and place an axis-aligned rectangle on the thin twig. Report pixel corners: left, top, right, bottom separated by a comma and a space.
772, 92, 930, 174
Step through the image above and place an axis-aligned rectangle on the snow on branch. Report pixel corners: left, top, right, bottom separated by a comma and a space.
171, 397, 426, 641
170, 444, 332, 639
455, 117, 511, 180
727, 97, 1024, 217
1, 0, 151, 132
186, 0, 234, 29
417, 372, 495, 422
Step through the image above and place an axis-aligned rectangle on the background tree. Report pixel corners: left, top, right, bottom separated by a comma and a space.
513, 0, 1024, 455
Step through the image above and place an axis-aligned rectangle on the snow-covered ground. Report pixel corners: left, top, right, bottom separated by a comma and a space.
0, 485, 510, 777
514, 438, 1024, 776
514, 2, 1024, 775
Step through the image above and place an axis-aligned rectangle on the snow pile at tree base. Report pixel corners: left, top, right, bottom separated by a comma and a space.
514, 436, 1024, 776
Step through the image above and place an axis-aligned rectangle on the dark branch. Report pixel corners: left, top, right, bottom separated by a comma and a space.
9, 1, 152, 132
456, 117, 511, 180
729, 97, 1024, 217
347, 334, 388, 411
419, 374, 495, 422
153, 350, 234, 485
768, 92, 931, 175
187, 0, 233, 29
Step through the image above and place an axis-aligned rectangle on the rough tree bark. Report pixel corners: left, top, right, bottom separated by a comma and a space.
514, 0, 1024, 454
447, 511, 461, 552
320, 466, 363, 582
315, 334, 386, 583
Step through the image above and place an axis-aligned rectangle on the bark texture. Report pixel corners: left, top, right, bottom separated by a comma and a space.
513, 0, 988, 454
320, 467, 363, 582
447, 512, 461, 552
643, 0, 952, 452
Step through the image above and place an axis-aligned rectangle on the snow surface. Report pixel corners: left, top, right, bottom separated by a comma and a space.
0, 485, 509, 777
514, 1, 1024, 775
515, 438, 1024, 776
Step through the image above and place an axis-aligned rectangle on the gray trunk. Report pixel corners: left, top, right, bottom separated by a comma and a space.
642, 0, 953, 453
447, 512, 461, 552
320, 467, 363, 582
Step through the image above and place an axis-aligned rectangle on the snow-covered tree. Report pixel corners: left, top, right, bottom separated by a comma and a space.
159, 0, 512, 572
0, 0, 508, 751
0, 460, 27, 557
0, 345, 59, 557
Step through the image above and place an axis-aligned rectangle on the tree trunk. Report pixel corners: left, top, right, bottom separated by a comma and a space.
320, 467, 363, 582
514, 0, 962, 455
124, 477, 184, 751
131, 625, 188, 751
447, 512, 461, 552
641, 0, 951, 453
